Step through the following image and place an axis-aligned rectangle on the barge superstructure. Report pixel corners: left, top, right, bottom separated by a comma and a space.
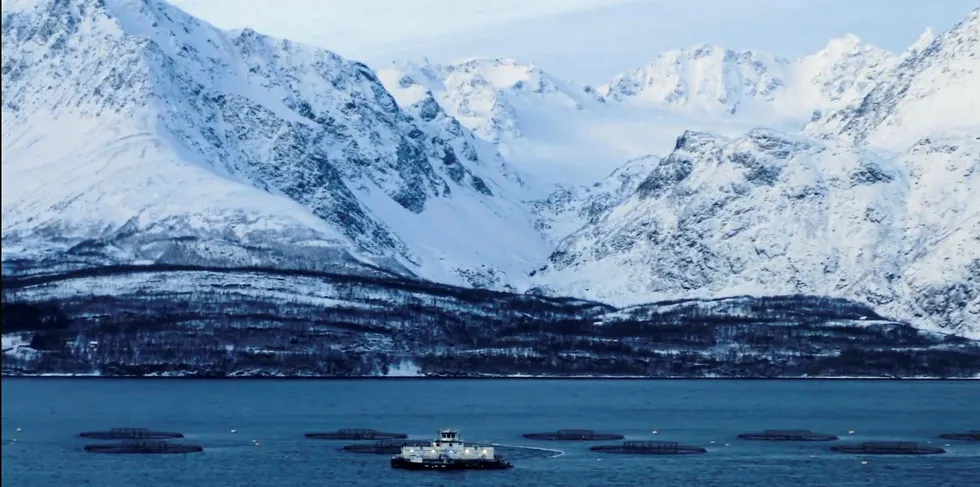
390, 429, 513, 470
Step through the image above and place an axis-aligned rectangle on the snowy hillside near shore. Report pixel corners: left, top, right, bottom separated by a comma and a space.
2, 0, 978, 340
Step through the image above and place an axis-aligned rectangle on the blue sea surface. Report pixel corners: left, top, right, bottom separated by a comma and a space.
2, 379, 978, 487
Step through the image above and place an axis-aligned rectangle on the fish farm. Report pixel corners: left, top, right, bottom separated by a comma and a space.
78, 428, 184, 440
938, 431, 980, 441
304, 429, 408, 440
590, 441, 708, 455
341, 440, 430, 454
737, 429, 839, 441
83, 440, 203, 454
830, 442, 946, 455
523, 429, 625, 441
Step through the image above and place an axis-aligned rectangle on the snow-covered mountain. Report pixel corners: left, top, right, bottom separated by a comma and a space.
380, 35, 901, 186
589, 35, 897, 123
379, 58, 587, 145
808, 10, 980, 150
377, 57, 774, 186
2, 0, 977, 347
531, 10, 980, 338
1, 0, 549, 288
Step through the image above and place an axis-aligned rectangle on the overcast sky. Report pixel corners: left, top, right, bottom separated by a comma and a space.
171, 0, 979, 83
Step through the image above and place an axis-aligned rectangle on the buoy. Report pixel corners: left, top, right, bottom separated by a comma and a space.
231, 429, 237, 434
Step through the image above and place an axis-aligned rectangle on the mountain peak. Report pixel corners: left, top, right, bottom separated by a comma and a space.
906, 27, 937, 56
823, 33, 864, 53
807, 7, 980, 149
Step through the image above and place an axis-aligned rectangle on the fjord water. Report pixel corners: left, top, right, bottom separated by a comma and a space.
2, 379, 977, 487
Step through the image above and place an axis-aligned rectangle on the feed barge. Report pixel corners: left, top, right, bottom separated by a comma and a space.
938, 431, 979, 441
738, 429, 839, 441
590, 441, 707, 455
343, 439, 430, 454
830, 442, 946, 455
390, 429, 513, 470
78, 428, 184, 440
84, 440, 203, 454
305, 429, 408, 440
523, 429, 624, 441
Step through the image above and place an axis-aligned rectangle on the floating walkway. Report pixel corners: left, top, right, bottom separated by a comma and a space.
590, 441, 707, 455
523, 429, 624, 441
78, 428, 184, 440
84, 440, 203, 454
341, 439, 430, 454
304, 429, 408, 440
738, 430, 839, 441
830, 442, 945, 455
938, 431, 979, 441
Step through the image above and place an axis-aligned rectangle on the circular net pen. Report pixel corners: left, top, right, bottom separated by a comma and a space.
590, 441, 707, 455
78, 428, 184, 440
341, 440, 430, 454
830, 442, 945, 455
523, 429, 625, 441
84, 440, 203, 454
304, 429, 408, 440
738, 430, 839, 441
938, 431, 980, 441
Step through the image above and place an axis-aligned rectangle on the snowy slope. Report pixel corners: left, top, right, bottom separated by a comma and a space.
1, 0, 549, 288
531, 129, 979, 338
376, 58, 767, 186
530, 155, 661, 243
